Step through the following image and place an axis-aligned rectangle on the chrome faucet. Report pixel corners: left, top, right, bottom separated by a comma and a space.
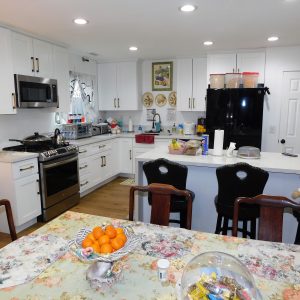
152, 113, 161, 132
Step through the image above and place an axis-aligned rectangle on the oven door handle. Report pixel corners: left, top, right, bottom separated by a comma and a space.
43, 155, 78, 169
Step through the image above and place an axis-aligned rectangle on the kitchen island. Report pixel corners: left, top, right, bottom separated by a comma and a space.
135, 147, 300, 244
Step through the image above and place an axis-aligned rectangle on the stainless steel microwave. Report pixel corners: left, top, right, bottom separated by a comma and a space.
14, 74, 58, 108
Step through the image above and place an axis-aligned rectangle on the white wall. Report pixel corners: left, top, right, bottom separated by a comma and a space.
262, 46, 300, 152
0, 109, 57, 149
103, 59, 204, 131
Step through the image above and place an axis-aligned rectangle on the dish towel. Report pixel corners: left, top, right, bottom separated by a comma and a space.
0, 234, 68, 289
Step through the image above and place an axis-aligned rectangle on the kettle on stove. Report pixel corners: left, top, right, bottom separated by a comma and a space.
54, 128, 65, 146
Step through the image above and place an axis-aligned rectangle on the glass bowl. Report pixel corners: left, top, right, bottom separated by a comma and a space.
180, 251, 262, 300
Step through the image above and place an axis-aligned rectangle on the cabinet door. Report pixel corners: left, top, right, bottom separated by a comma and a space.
98, 63, 117, 110
119, 138, 133, 173
207, 53, 237, 82
89, 153, 103, 186
12, 32, 34, 76
14, 174, 41, 226
236, 52, 265, 83
101, 151, 112, 181
192, 58, 207, 111
110, 139, 120, 175
0, 28, 16, 114
177, 59, 193, 111
53, 46, 70, 112
33, 39, 53, 78
117, 62, 138, 110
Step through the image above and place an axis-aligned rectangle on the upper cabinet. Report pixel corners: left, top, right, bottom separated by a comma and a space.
98, 61, 140, 111
177, 58, 207, 111
0, 27, 16, 114
69, 54, 97, 76
12, 32, 54, 78
207, 51, 266, 84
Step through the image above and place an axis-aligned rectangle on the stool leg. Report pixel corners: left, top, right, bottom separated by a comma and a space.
250, 219, 256, 239
242, 221, 248, 238
180, 209, 187, 229
222, 217, 229, 235
295, 221, 300, 245
215, 215, 222, 234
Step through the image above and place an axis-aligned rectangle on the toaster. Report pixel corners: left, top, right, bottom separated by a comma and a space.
92, 123, 110, 136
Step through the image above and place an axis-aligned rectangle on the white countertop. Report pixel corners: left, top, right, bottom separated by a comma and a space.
0, 151, 39, 163
135, 146, 300, 174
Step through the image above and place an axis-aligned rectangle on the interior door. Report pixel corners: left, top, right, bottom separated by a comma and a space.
279, 71, 300, 154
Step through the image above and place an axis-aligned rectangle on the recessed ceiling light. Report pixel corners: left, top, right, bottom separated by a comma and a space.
179, 4, 197, 12
267, 36, 279, 42
73, 18, 88, 25
129, 46, 138, 51
204, 41, 213, 46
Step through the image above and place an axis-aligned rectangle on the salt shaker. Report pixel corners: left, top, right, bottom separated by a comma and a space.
157, 259, 170, 282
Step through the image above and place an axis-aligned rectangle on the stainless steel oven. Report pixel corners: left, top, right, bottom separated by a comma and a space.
39, 153, 80, 221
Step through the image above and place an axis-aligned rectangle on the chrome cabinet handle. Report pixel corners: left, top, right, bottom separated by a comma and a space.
193, 98, 195, 109
129, 150, 132, 160
237, 68, 240, 73
101, 156, 104, 167
104, 156, 106, 166
233, 68, 235, 73
12, 93, 16, 109
80, 181, 89, 187
36, 58, 39, 73
19, 165, 34, 172
79, 164, 88, 170
117, 98, 120, 108
114, 98, 116, 108
79, 149, 87, 153
188, 98, 191, 109
99, 145, 106, 149
36, 179, 40, 195
31, 57, 35, 72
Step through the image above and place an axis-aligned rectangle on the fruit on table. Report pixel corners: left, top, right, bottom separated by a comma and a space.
171, 139, 181, 150
82, 224, 127, 254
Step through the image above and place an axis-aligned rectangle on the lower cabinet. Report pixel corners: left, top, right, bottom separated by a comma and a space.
119, 138, 133, 174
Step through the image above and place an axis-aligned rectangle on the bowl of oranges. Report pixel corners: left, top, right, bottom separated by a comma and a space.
69, 224, 140, 263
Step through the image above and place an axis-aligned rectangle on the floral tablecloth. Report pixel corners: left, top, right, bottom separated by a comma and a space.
0, 211, 299, 299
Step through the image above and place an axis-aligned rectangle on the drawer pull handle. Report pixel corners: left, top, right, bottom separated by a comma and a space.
79, 164, 88, 170
31, 56, 35, 72
80, 181, 89, 187
19, 165, 34, 172
79, 149, 87, 153
99, 145, 106, 149
12, 93, 16, 109
36, 58, 40, 73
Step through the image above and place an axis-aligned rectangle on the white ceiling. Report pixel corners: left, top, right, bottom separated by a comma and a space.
0, 0, 299, 61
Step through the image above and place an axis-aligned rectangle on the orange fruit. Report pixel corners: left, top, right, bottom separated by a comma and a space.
82, 237, 93, 248
98, 234, 110, 246
105, 227, 117, 239
111, 237, 124, 250
116, 233, 127, 244
116, 227, 124, 235
105, 224, 115, 231
86, 233, 96, 242
100, 243, 113, 254
91, 242, 101, 254
92, 226, 104, 240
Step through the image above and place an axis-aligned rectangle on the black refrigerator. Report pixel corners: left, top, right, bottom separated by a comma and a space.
206, 88, 268, 150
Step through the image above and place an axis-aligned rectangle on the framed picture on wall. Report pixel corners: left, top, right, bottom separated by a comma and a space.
152, 61, 173, 91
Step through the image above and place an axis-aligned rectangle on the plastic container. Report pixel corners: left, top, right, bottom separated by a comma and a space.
237, 146, 260, 159
242, 72, 259, 88
128, 117, 133, 132
180, 251, 262, 300
157, 259, 170, 282
210, 74, 225, 89
225, 73, 241, 88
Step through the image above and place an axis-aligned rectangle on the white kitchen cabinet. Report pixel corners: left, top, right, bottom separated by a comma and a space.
0, 158, 41, 233
119, 138, 133, 173
207, 52, 265, 84
53, 46, 70, 112
98, 61, 140, 111
12, 32, 53, 78
0, 27, 16, 114
69, 53, 97, 76
177, 58, 207, 111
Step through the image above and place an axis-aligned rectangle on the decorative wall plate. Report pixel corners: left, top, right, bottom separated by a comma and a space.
142, 92, 154, 108
168, 91, 177, 107
155, 94, 167, 107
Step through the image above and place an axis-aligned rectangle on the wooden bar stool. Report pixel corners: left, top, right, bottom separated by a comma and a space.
142, 158, 195, 228
129, 183, 193, 229
0, 199, 17, 241
233, 195, 300, 242
214, 163, 269, 238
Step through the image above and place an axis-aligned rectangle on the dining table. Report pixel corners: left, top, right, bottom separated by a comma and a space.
0, 210, 299, 299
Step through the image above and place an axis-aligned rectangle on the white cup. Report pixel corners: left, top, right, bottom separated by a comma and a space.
157, 259, 170, 282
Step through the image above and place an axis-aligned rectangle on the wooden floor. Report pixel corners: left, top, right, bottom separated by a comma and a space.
0, 177, 131, 249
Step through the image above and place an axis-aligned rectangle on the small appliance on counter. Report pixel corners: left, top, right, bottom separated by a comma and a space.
92, 123, 110, 136
61, 123, 92, 139
183, 122, 195, 135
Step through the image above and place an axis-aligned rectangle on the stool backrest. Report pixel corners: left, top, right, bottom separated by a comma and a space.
216, 163, 269, 207
233, 195, 300, 242
129, 183, 193, 229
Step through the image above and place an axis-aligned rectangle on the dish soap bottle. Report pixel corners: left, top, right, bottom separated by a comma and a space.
128, 116, 133, 132
172, 123, 177, 133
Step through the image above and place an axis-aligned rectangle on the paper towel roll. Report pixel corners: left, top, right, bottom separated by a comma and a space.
213, 129, 224, 156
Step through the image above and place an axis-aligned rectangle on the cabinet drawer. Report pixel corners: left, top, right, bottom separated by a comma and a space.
12, 158, 38, 179
78, 157, 91, 175
79, 173, 93, 193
